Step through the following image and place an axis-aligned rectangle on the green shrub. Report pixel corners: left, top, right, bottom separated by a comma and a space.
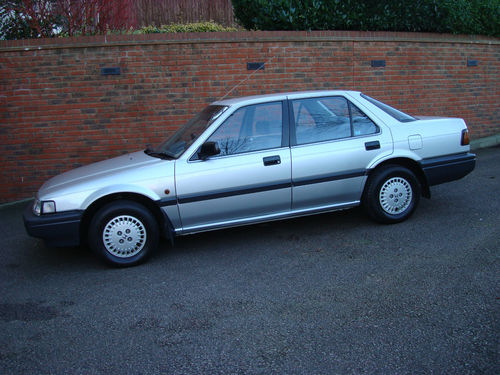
231, 0, 500, 36
138, 21, 237, 34
441, 0, 500, 36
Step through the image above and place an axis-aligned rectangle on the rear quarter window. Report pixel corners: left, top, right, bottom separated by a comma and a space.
361, 94, 416, 123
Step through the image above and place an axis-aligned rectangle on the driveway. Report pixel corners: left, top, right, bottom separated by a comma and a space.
1, 147, 499, 374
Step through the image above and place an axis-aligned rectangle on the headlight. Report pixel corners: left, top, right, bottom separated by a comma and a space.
42, 201, 56, 214
33, 199, 56, 215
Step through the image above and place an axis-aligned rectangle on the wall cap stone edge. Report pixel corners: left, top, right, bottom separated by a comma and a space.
1, 30, 498, 52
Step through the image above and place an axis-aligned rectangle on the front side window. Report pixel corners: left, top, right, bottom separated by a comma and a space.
292, 96, 379, 145
207, 101, 283, 156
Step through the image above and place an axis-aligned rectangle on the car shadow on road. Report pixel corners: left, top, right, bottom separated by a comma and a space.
154, 206, 372, 261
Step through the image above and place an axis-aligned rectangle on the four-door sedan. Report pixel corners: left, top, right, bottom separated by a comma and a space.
24, 91, 476, 266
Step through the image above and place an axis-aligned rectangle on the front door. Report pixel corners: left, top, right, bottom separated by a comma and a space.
175, 101, 292, 232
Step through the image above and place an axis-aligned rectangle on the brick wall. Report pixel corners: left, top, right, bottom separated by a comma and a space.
1, 31, 499, 203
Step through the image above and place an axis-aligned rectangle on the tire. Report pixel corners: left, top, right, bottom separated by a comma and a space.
88, 200, 159, 267
363, 165, 421, 224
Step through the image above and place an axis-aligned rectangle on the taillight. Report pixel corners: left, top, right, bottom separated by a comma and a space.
461, 129, 470, 146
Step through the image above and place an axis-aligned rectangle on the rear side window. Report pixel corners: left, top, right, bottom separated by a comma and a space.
292, 96, 379, 145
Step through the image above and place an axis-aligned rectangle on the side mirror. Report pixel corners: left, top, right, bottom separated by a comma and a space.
198, 141, 220, 160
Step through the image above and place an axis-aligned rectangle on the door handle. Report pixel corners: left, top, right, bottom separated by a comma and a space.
365, 141, 380, 151
263, 155, 281, 166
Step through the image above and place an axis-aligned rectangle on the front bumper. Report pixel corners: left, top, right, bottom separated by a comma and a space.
23, 203, 83, 247
420, 152, 476, 186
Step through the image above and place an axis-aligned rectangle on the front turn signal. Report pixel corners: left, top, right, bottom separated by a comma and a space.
461, 129, 470, 146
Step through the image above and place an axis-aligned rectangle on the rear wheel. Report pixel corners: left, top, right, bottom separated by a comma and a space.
88, 200, 159, 267
363, 165, 421, 224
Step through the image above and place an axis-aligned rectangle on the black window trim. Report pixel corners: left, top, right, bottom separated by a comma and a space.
347, 99, 354, 137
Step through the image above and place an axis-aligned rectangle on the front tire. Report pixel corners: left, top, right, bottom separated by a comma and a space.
88, 200, 159, 267
363, 165, 421, 224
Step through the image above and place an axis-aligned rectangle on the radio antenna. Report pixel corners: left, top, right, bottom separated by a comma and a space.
218, 49, 281, 101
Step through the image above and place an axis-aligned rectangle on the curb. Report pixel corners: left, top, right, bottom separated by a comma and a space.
0, 197, 32, 210
471, 132, 500, 151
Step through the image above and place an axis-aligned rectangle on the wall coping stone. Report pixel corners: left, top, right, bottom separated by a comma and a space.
1, 30, 499, 52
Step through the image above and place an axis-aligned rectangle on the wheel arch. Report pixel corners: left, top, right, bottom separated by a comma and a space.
79, 192, 170, 246
365, 157, 430, 199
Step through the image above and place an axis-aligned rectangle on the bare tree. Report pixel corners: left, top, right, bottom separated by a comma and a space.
2, 0, 136, 38
56, 0, 136, 36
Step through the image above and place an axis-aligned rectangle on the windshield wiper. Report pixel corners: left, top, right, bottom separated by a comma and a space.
144, 148, 175, 160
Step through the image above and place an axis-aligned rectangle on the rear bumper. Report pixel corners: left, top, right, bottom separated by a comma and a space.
420, 153, 476, 186
23, 203, 83, 247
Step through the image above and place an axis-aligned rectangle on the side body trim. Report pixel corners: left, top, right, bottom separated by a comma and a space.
174, 169, 367, 205
178, 181, 292, 204
292, 169, 367, 187
157, 197, 177, 207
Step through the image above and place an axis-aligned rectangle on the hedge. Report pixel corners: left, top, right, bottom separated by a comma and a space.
231, 0, 500, 37
138, 21, 238, 34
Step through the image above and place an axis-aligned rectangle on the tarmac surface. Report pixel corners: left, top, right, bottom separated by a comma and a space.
1, 146, 499, 374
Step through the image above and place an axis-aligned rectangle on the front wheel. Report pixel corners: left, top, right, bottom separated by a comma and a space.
363, 165, 421, 224
88, 200, 159, 267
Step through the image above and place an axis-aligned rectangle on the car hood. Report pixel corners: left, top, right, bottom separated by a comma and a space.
39, 151, 169, 198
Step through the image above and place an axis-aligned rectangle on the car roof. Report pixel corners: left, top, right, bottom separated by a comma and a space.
213, 90, 362, 107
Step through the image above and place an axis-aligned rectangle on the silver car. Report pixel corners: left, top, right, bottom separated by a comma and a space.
24, 91, 476, 266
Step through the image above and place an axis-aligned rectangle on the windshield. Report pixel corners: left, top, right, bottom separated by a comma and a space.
150, 105, 228, 159
361, 94, 416, 123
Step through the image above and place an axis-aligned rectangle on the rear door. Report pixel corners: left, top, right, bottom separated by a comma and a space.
289, 95, 392, 210
175, 100, 292, 232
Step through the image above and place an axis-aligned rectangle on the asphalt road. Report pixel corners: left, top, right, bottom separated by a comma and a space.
1, 147, 499, 375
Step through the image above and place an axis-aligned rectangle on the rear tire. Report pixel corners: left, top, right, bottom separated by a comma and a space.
363, 165, 421, 224
88, 200, 159, 267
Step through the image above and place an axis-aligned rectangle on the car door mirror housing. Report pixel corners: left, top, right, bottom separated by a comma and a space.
198, 141, 220, 160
